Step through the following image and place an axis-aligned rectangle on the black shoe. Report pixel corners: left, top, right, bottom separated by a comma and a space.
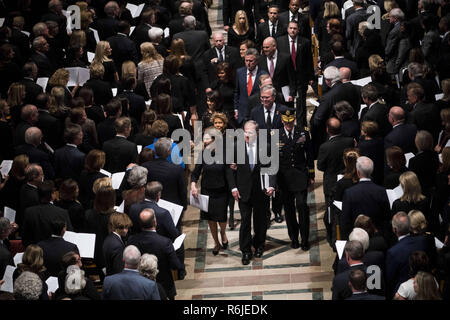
178, 269, 186, 280
301, 242, 310, 251
254, 247, 264, 258
212, 244, 221, 256
242, 253, 252, 265
222, 241, 229, 250
291, 240, 300, 249
274, 212, 283, 223
229, 217, 235, 230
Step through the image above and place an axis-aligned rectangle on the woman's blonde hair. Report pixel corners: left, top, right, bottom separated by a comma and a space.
141, 42, 163, 62
7, 82, 25, 107
324, 1, 340, 18
369, 55, 385, 72
92, 177, 112, 194
121, 61, 137, 80
233, 10, 249, 34
19, 244, 46, 274
48, 86, 66, 114
70, 30, 87, 48
210, 112, 228, 130
408, 210, 427, 234
48, 68, 70, 87
93, 41, 112, 63
441, 79, 450, 100
399, 171, 425, 203
414, 271, 441, 300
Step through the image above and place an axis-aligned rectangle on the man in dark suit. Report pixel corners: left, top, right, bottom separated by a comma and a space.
96, 1, 120, 40
54, 124, 85, 181
35, 93, 63, 150
255, 4, 287, 51
203, 32, 240, 88
172, 15, 210, 63
118, 77, 146, 124
131, 9, 154, 53
102, 244, 160, 300
325, 41, 359, 80
142, 138, 187, 214
234, 48, 269, 127
14, 104, 39, 147
278, 108, 315, 250
15, 127, 55, 180
248, 74, 285, 110
278, 0, 310, 40
37, 219, 79, 277
169, 1, 206, 38
402, 63, 440, 105
384, 106, 418, 153
276, 20, 314, 127
311, 66, 359, 156
128, 208, 184, 300
386, 212, 428, 298
30, 36, 55, 78
103, 117, 138, 173
106, 21, 139, 78
10, 16, 31, 63
342, 156, 391, 238
258, 37, 296, 107
20, 62, 43, 105
317, 118, 355, 244
345, 269, 386, 300
97, 98, 122, 147
223, 0, 255, 33
385, 8, 404, 75
345, 0, 369, 57
227, 120, 276, 265
22, 180, 73, 247
360, 84, 392, 137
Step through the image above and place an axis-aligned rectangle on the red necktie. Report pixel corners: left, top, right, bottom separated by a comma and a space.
291, 40, 296, 70
247, 71, 253, 96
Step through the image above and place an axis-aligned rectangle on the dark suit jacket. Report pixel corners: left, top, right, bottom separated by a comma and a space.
0, 242, 13, 280
255, 20, 287, 50
22, 203, 73, 247
97, 117, 117, 147
360, 102, 391, 137
278, 11, 310, 40
37, 110, 63, 150
106, 34, 138, 76
102, 233, 125, 276
384, 122, 417, 153
342, 181, 391, 238
332, 264, 366, 300
131, 23, 152, 50
54, 145, 85, 181
172, 30, 210, 63
234, 66, 268, 125
37, 237, 79, 277
325, 57, 359, 80
119, 91, 146, 124
142, 159, 187, 210
31, 52, 55, 78
21, 78, 43, 105
317, 135, 355, 197
84, 79, 113, 108
202, 45, 240, 85
250, 103, 288, 130
128, 231, 184, 298
407, 102, 441, 142
103, 136, 138, 173
258, 51, 296, 99
128, 200, 180, 239
102, 269, 160, 300
386, 235, 428, 297
96, 16, 119, 40
408, 150, 440, 197
15, 144, 55, 180
336, 250, 386, 275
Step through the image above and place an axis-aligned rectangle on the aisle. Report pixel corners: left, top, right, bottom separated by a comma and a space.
174, 1, 334, 300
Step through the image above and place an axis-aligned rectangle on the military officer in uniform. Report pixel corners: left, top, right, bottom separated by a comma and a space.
277, 109, 314, 251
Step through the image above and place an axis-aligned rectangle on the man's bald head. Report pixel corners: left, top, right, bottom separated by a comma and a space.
262, 37, 277, 58
139, 208, 156, 229
213, 32, 224, 50
25, 127, 42, 146
389, 106, 405, 125
21, 104, 38, 124
326, 117, 341, 136
339, 67, 351, 82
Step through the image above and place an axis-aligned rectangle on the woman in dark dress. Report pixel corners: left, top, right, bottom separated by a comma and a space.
92, 41, 119, 87
54, 179, 85, 233
154, 93, 183, 140
435, 108, 450, 154
78, 149, 108, 209
210, 62, 236, 128
227, 10, 255, 49
315, 1, 342, 57
0, 99, 14, 162
384, 146, 408, 189
78, 86, 105, 126
334, 101, 360, 141
134, 109, 157, 147
191, 126, 232, 255
358, 121, 385, 185
433, 147, 450, 235
0, 154, 29, 217
392, 171, 430, 217
201, 90, 223, 130
6, 82, 26, 127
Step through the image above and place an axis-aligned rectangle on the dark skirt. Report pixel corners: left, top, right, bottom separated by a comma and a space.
200, 187, 228, 223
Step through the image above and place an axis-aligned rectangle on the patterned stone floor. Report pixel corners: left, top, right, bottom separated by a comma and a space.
174, 0, 334, 300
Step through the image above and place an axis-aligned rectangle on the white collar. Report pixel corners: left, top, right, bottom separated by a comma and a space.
116, 134, 127, 138
268, 50, 278, 60
398, 234, 409, 241
248, 66, 258, 76
117, 32, 128, 37
51, 235, 62, 238
359, 178, 371, 182
124, 268, 138, 272
66, 143, 77, 148
349, 262, 364, 267
264, 103, 276, 114
368, 101, 377, 109
329, 134, 340, 140
334, 56, 344, 59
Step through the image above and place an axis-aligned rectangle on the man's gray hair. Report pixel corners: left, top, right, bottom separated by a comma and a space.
13, 271, 43, 300
25, 164, 42, 182
148, 27, 164, 41
32, 36, 46, 50
127, 166, 148, 188
260, 84, 277, 97
356, 156, 374, 178
183, 15, 196, 30
105, 1, 119, 16
25, 127, 42, 146
245, 48, 259, 57
323, 66, 341, 85
344, 240, 364, 261
123, 245, 141, 268
392, 211, 410, 236
32, 23, 47, 37
145, 181, 163, 200
408, 62, 423, 77
138, 253, 159, 280
0, 217, 10, 235
154, 137, 172, 159
390, 8, 405, 21
349, 228, 370, 252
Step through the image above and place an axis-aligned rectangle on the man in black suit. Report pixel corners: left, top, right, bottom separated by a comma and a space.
384, 106, 418, 153
22, 180, 73, 247
54, 124, 85, 181
10, 16, 31, 63
169, 1, 205, 38
402, 63, 439, 104
342, 156, 391, 239
248, 74, 285, 110
142, 138, 187, 214
223, 0, 255, 33
203, 32, 240, 88
345, 269, 386, 300
173, 15, 210, 63
278, 0, 310, 40
14, 104, 39, 147
255, 4, 287, 51
119, 77, 146, 124
35, 93, 63, 150
131, 9, 154, 53
227, 120, 276, 265
18, 164, 43, 237
15, 127, 55, 180
345, 0, 369, 57
103, 117, 138, 173
276, 20, 314, 127
325, 41, 359, 80
258, 37, 296, 107
30, 36, 55, 78
106, 21, 139, 78
317, 118, 355, 245
278, 109, 315, 250
360, 84, 391, 137
128, 208, 185, 300
385, 8, 404, 75
96, 1, 120, 40
37, 219, 79, 277
20, 63, 42, 106
311, 66, 359, 156
97, 98, 122, 147
103, 212, 132, 276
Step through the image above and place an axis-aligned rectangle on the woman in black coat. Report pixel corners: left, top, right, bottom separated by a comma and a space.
78, 149, 108, 209
358, 121, 385, 185
384, 146, 408, 189
54, 179, 85, 233
210, 62, 237, 128
334, 101, 360, 141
